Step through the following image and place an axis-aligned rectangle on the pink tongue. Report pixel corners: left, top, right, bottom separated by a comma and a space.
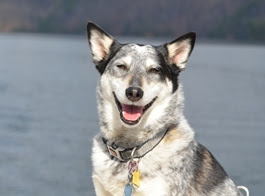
122, 104, 143, 121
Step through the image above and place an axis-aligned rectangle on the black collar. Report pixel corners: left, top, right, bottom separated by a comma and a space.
102, 128, 169, 162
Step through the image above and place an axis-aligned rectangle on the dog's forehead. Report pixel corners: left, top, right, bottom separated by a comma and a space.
115, 44, 159, 66
122, 44, 156, 54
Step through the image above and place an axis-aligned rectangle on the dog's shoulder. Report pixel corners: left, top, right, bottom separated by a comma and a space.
191, 143, 228, 190
189, 143, 240, 195
155, 127, 240, 195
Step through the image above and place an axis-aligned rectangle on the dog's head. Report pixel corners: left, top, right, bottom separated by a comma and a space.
87, 22, 195, 140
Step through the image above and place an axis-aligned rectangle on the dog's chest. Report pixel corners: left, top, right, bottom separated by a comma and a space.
92, 137, 188, 196
93, 155, 170, 196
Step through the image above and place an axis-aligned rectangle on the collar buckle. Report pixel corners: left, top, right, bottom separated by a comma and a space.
106, 144, 126, 162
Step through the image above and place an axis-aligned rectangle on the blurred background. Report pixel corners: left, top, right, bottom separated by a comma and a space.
0, 0, 265, 42
0, 0, 264, 195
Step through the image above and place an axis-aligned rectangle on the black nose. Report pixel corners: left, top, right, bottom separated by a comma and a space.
125, 87, 144, 102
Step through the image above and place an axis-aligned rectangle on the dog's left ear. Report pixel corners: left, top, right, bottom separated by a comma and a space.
165, 32, 196, 70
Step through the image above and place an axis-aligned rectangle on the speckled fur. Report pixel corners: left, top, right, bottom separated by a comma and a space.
87, 22, 241, 196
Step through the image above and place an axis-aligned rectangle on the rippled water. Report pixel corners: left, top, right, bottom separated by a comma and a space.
0, 33, 264, 195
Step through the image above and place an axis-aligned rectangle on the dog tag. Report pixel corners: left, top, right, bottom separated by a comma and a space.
124, 184, 133, 196
132, 170, 140, 187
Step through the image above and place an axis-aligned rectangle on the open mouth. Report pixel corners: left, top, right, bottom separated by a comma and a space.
113, 92, 157, 125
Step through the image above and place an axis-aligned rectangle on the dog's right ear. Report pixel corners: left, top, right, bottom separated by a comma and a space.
87, 22, 118, 73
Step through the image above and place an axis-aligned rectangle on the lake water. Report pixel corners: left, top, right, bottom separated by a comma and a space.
0, 33, 264, 196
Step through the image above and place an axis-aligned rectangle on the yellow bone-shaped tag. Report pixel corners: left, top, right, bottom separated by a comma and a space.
132, 170, 140, 187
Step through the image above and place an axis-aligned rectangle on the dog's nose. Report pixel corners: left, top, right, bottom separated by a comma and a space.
126, 87, 144, 102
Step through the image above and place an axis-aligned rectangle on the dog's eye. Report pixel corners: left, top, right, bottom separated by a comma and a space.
116, 64, 128, 70
148, 68, 161, 74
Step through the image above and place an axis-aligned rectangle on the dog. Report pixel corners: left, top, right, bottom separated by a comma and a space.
86, 22, 241, 196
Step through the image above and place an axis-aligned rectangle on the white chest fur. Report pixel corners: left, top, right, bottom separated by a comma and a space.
92, 127, 194, 196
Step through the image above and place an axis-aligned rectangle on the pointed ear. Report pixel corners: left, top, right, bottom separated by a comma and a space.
87, 22, 115, 63
165, 32, 196, 70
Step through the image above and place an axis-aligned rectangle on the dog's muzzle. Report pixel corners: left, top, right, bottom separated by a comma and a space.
113, 92, 157, 125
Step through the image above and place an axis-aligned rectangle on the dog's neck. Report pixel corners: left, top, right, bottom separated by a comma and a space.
102, 126, 170, 162
100, 123, 174, 149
